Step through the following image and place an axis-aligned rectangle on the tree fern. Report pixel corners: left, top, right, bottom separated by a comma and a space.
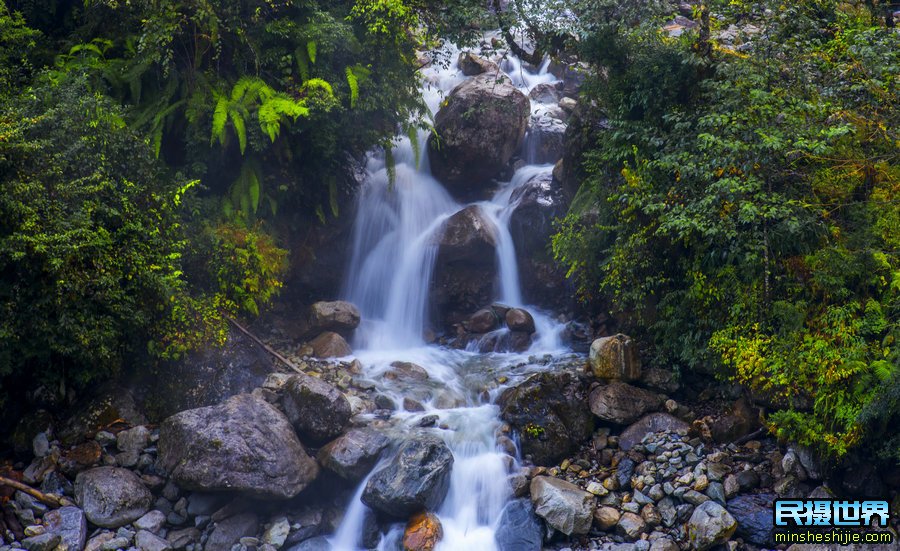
346, 67, 359, 108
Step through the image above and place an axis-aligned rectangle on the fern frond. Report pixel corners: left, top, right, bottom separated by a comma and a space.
303, 78, 334, 97
228, 108, 247, 154
346, 67, 359, 108
296, 47, 310, 82
306, 41, 317, 64
211, 94, 228, 146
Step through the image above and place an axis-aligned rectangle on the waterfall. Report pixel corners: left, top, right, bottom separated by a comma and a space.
332, 44, 567, 551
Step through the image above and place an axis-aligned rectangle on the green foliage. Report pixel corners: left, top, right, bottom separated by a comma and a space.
0, 78, 188, 391
0, 2, 40, 93
0, 73, 289, 408
556, 0, 900, 458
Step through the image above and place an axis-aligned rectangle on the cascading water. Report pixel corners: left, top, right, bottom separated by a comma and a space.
334, 44, 570, 551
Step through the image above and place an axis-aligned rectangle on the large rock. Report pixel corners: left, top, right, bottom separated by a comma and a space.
457, 52, 498, 76
589, 334, 641, 381
463, 308, 502, 333
498, 371, 594, 465
158, 393, 319, 499
362, 437, 453, 517
402, 512, 443, 551
727, 493, 775, 546
530, 476, 595, 536
619, 413, 690, 451
302, 301, 360, 338
525, 113, 566, 164
589, 381, 663, 425
505, 308, 535, 333
141, 329, 274, 419
428, 71, 530, 196
281, 373, 351, 443
317, 428, 391, 481
74, 467, 152, 528
308, 331, 352, 358
495, 499, 542, 551
507, 171, 571, 309
44, 506, 87, 550
434, 206, 498, 263
687, 501, 737, 551
432, 206, 499, 324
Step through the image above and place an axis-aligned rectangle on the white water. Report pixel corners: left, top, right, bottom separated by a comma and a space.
334, 44, 568, 551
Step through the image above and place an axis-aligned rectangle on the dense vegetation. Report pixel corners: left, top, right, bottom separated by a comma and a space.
0, 0, 483, 419
2, 0, 898, 468
553, 0, 900, 460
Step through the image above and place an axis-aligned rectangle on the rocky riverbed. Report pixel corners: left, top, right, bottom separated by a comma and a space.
2, 311, 898, 551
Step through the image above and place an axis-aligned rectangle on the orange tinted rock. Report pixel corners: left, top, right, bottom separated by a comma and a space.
403, 512, 443, 551
67, 441, 102, 466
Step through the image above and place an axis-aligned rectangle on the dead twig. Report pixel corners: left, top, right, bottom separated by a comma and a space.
225, 316, 304, 376
0, 476, 75, 508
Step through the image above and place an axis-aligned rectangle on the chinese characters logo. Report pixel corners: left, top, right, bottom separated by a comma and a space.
775, 500, 890, 527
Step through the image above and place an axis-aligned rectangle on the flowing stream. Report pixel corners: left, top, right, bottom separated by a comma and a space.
333, 46, 571, 551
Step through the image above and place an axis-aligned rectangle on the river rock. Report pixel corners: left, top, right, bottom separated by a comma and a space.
133, 510, 166, 535
526, 113, 566, 164
463, 308, 502, 333
435, 206, 498, 263
494, 499, 542, 551
135, 529, 172, 551
687, 501, 737, 551
619, 413, 690, 451
498, 371, 594, 465
115, 425, 150, 467
589, 334, 641, 381
281, 373, 351, 442
207, 513, 259, 551
507, 171, 570, 309
616, 512, 646, 540
432, 206, 499, 321
317, 428, 391, 481
529, 83, 561, 104
457, 52, 498, 76
530, 476, 595, 536
428, 71, 530, 196
403, 512, 443, 551
385, 361, 430, 383
727, 493, 775, 546
308, 331, 352, 358
74, 467, 151, 528
362, 437, 454, 517
505, 308, 535, 333
158, 393, 319, 499
589, 382, 663, 425
43, 506, 87, 550
302, 301, 360, 338
22, 533, 60, 551
594, 506, 621, 531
